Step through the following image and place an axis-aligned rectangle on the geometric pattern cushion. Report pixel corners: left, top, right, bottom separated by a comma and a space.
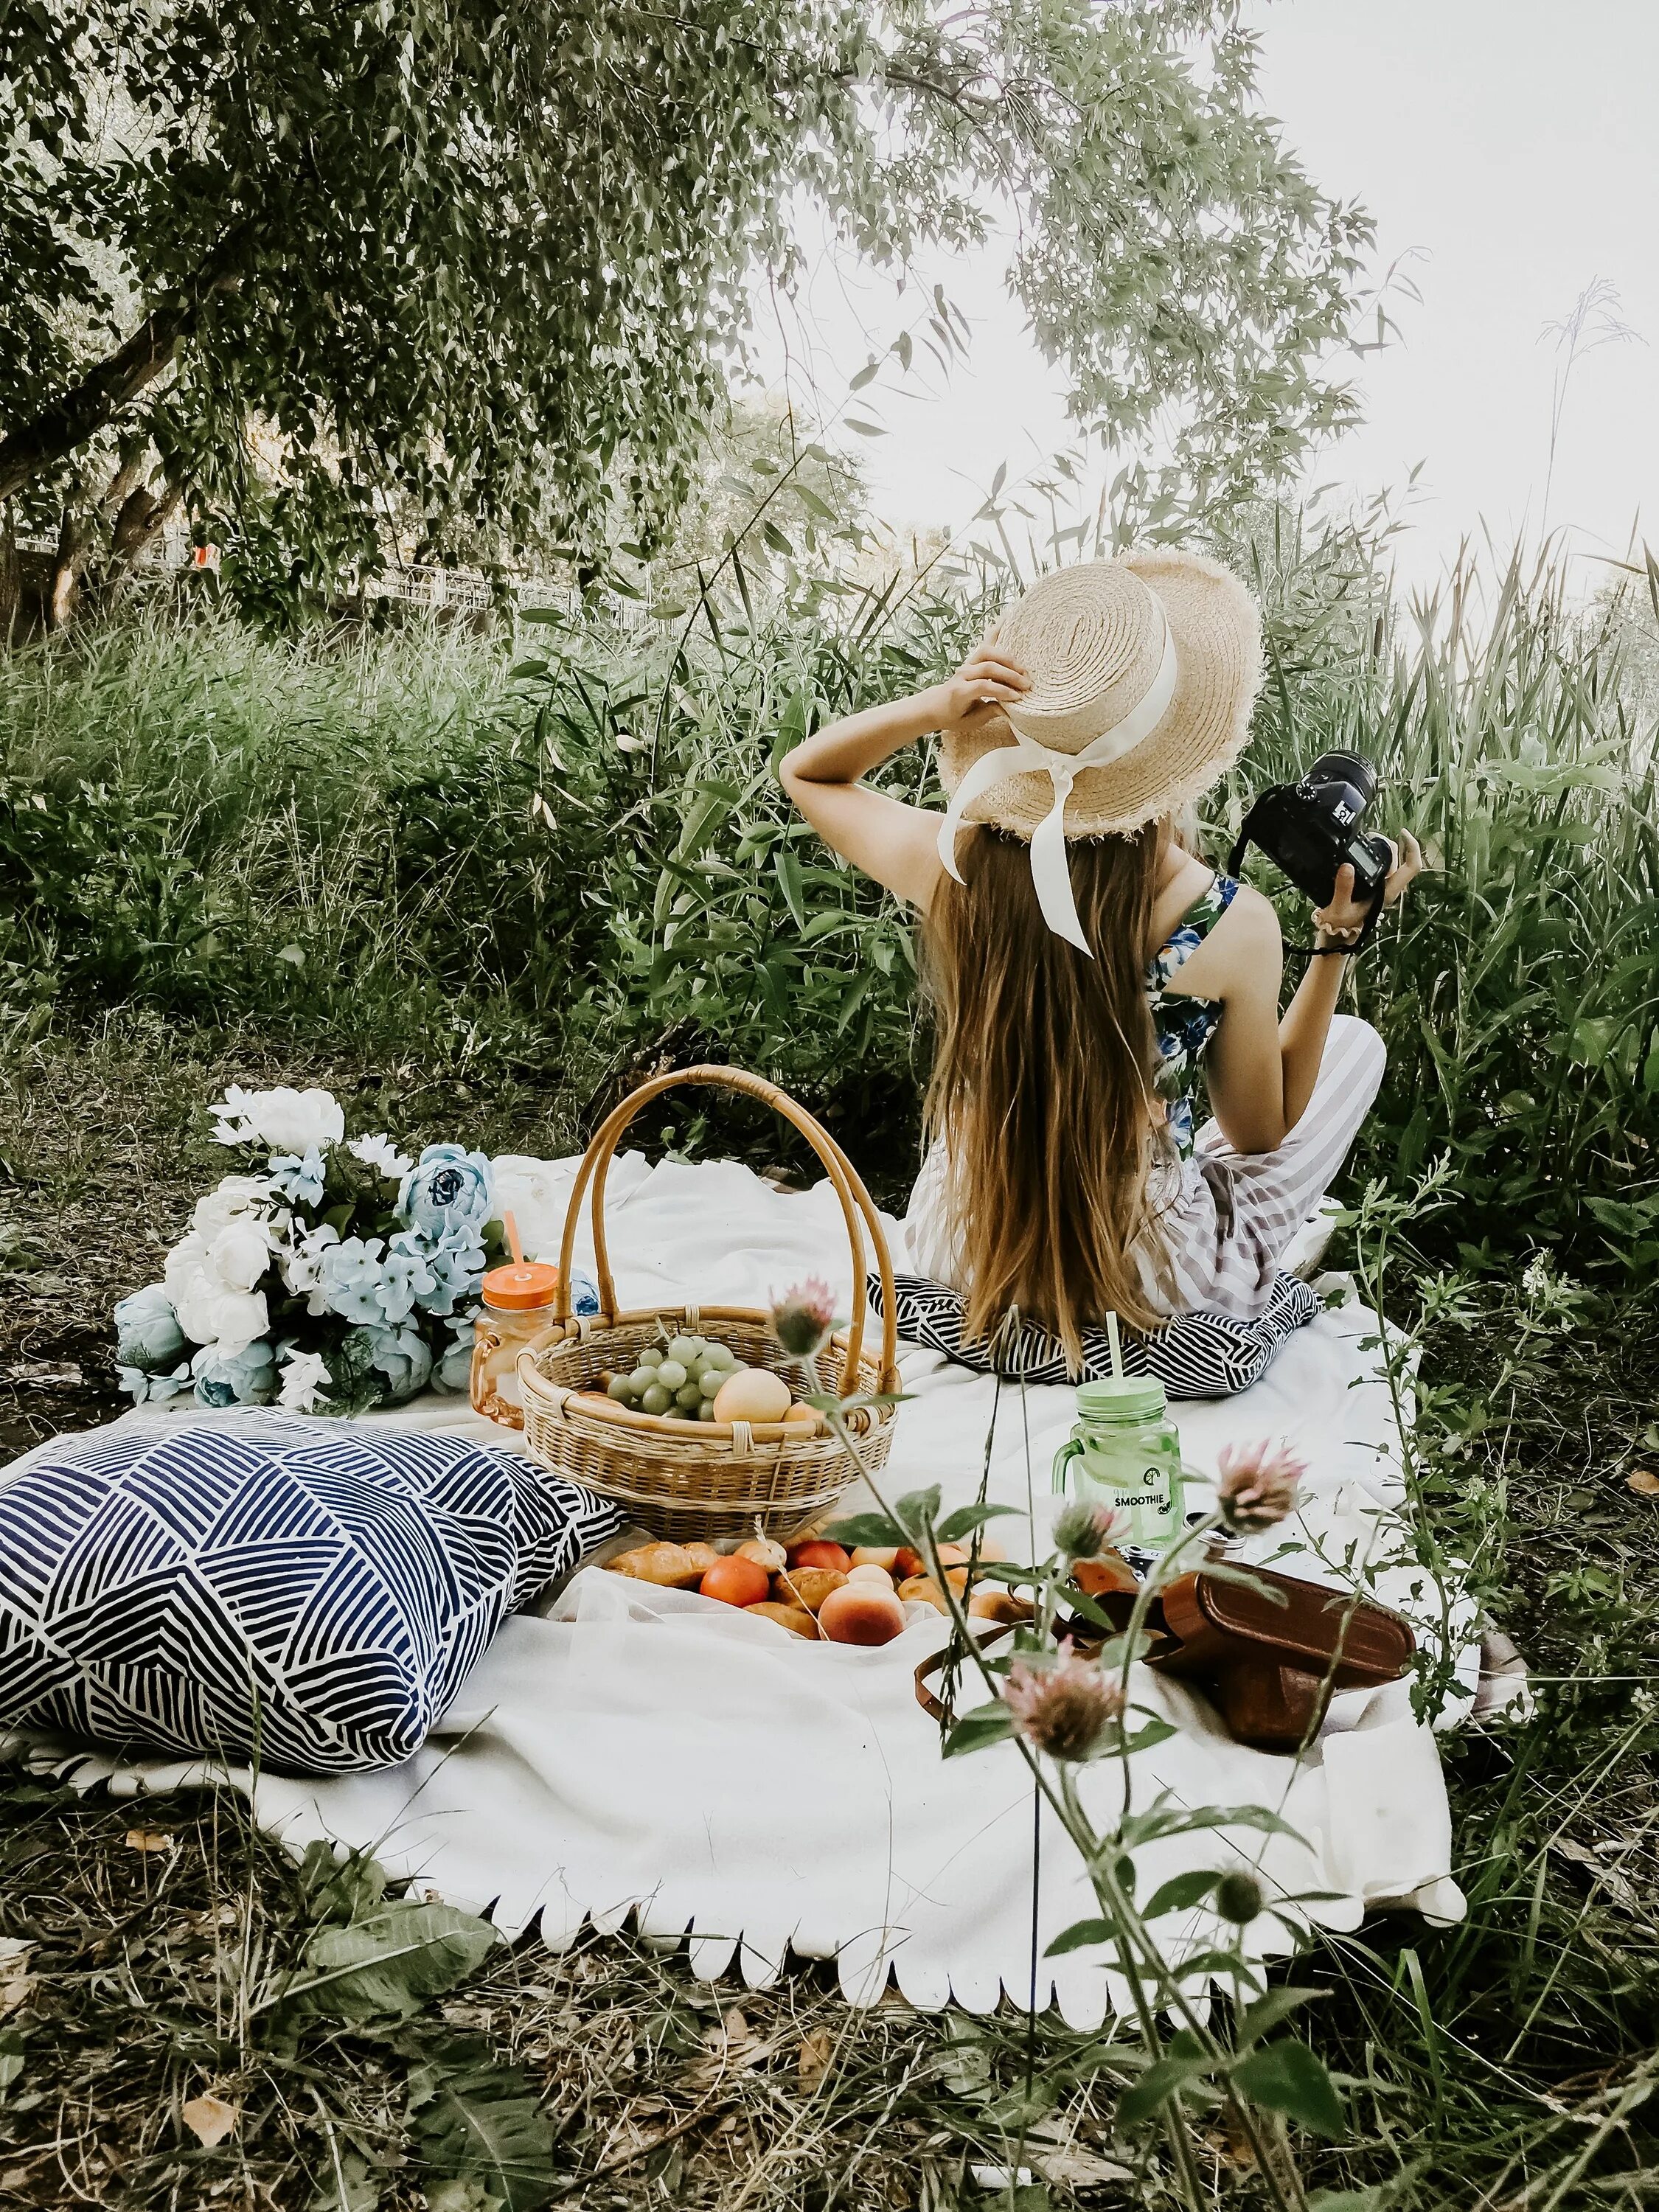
0, 1411, 622, 1775
867, 1269, 1319, 1397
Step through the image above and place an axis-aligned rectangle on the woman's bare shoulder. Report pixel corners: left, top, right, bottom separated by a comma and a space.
1165, 879, 1281, 998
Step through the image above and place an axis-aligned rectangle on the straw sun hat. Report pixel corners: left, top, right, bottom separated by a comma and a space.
936, 549, 1263, 952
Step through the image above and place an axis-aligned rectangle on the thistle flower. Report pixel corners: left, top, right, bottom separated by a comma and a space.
1001, 1641, 1125, 1761
770, 1276, 838, 1360
1051, 1498, 1128, 1561
1215, 1439, 1307, 1534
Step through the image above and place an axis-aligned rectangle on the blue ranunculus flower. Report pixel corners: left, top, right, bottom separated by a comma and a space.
352, 1321, 434, 1402
114, 1284, 187, 1374
378, 1231, 439, 1326
419, 1231, 487, 1318
118, 1358, 194, 1405
397, 1144, 494, 1245
316, 1235, 391, 1326
268, 1147, 328, 1207
191, 1339, 278, 1408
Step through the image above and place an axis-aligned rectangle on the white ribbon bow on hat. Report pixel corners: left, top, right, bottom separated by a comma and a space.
935, 609, 1180, 955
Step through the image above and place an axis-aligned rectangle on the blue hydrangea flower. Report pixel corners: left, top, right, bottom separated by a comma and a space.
315, 1235, 392, 1326
118, 1358, 194, 1405
114, 1284, 187, 1374
432, 1316, 476, 1394
191, 1339, 278, 1408
418, 1232, 487, 1318
268, 1147, 328, 1206
352, 1321, 434, 1402
378, 1231, 440, 1326
397, 1144, 494, 1245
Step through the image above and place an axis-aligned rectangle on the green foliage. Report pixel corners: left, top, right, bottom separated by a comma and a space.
1, 1, 1368, 612
1226, 509, 1659, 1276
408, 2040, 559, 2211
3, 498, 1658, 1276
285, 1899, 500, 2023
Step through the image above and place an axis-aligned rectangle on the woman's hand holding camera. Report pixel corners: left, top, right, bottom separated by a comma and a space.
1313, 832, 1424, 947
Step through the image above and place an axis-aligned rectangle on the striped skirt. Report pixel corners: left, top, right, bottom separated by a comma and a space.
905, 1015, 1386, 1324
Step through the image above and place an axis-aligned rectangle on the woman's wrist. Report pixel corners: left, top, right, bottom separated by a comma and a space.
1312, 926, 1358, 956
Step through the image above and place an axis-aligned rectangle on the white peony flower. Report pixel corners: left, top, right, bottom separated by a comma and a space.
164, 1235, 270, 1356
279, 1221, 341, 1299
191, 1174, 273, 1243
277, 1348, 335, 1413
211, 1085, 345, 1158
348, 1133, 414, 1180
208, 1219, 274, 1294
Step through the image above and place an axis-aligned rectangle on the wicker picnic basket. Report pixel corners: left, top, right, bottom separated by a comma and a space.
518, 1065, 901, 1543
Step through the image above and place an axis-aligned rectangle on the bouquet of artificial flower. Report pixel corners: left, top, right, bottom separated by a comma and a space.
114, 1085, 507, 1416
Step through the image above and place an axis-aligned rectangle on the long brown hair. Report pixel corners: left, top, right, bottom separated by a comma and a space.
920, 824, 1172, 1363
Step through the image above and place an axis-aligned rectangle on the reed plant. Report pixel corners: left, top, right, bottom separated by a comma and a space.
2, 512, 1658, 1276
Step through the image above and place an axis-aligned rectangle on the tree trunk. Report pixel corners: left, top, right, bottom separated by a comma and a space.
0, 301, 194, 508
47, 507, 90, 629
106, 477, 184, 588
0, 504, 18, 645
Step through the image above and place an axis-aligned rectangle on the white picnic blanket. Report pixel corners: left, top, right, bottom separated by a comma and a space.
13, 1152, 1478, 2024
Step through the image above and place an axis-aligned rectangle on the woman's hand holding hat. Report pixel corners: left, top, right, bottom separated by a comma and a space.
928, 643, 1031, 729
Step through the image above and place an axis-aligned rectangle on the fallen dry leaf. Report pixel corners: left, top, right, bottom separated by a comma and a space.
797, 2028, 834, 2091
1625, 1468, 1659, 1496
181, 2093, 239, 2148
125, 1829, 175, 1854
1032, 2143, 1135, 2187
0, 1938, 35, 2019
1554, 1837, 1640, 1910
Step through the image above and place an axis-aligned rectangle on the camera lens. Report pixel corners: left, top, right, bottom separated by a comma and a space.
1307, 751, 1374, 807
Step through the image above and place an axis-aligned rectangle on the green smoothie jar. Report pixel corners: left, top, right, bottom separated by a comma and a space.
1051, 1374, 1185, 1551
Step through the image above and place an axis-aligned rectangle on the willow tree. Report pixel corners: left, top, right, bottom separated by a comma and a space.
0, 0, 1371, 623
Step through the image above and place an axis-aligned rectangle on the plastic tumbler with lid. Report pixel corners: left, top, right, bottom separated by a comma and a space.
1051, 1372, 1185, 1552
469, 1254, 563, 1427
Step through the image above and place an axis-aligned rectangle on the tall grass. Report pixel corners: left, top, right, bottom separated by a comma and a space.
3, 516, 1658, 1270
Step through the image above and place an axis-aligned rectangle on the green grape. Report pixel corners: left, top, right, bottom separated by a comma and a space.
703, 1341, 737, 1370
656, 1359, 687, 1391
627, 1366, 657, 1395
664, 1335, 701, 1366
698, 1368, 723, 1399
696, 1399, 717, 1421
675, 1381, 703, 1411
606, 1374, 633, 1403
641, 1383, 672, 1416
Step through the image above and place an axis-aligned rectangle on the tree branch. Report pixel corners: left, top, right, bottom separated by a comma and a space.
0, 300, 195, 506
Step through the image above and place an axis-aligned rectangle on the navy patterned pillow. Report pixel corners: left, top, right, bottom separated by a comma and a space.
0, 1412, 622, 1774
869, 1270, 1318, 1397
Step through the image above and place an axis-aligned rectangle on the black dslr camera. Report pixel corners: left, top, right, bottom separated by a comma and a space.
1227, 751, 1394, 918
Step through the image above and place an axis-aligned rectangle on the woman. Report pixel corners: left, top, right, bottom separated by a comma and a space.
779, 551, 1421, 1368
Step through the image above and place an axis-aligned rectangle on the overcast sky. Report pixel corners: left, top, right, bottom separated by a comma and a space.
754, 0, 1658, 595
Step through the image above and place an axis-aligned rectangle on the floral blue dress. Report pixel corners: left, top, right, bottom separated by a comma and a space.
1147, 873, 1239, 1158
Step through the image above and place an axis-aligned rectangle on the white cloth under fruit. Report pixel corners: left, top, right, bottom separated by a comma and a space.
6, 1152, 1477, 2025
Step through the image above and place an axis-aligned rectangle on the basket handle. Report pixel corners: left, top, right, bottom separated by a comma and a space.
553, 1065, 900, 1393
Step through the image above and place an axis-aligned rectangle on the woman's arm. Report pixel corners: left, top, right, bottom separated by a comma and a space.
778, 647, 1029, 908
1189, 836, 1423, 1154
